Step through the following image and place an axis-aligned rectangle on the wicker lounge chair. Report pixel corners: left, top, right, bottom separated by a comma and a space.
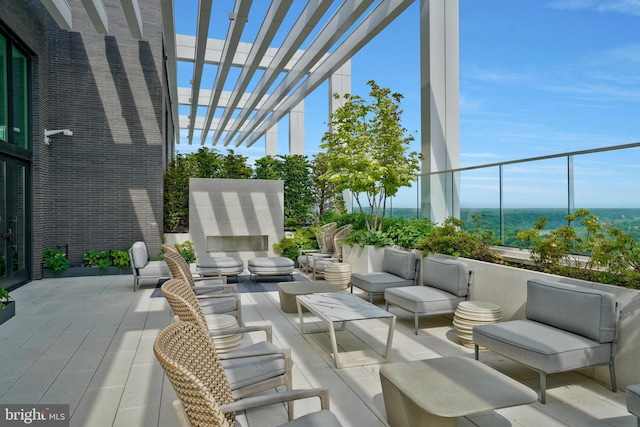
154, 321, 341, 426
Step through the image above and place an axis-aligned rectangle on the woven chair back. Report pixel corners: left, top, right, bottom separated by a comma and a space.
161, 243, 180, 255
315, 222, 337, 249
161, 279, 209, 333
154, 321, 235, 427
333, 224, 352, 262
163, 251, 197, 288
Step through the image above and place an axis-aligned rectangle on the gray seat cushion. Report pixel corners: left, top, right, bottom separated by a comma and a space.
627, 384, 640, 417
351, 272, 414, 294
382, 247, 417, 280
131, 241, 150, 269
385, 286, 465, 313
526, 279, 616, 343
221, 341, 286, 390
248, 257, 294, 275
473, 319, 613, 374
422, 256, 470, 297
201, 298, 239, 315
138, 260, 170, 277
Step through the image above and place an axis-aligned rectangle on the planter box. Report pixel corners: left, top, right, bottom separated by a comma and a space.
461, 257, 640, 391
342, 244, 385, 274
0, 300, 15, 326
43, 266, 132, 278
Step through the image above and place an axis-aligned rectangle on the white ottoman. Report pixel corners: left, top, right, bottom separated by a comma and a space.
247, 257, 294, 282
196, 256, 244, 277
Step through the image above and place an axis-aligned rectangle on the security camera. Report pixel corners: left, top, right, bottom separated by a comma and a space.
44, 129, 74, 145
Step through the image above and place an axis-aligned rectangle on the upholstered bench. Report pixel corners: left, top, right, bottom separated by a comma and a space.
474, 279, 620, 403
247, 256, 294, 282
350, 247, 418, 303
627, 384, 640, 426
196, 256, 243, 278
277, 281, 337, 313
385, 256, 471, 335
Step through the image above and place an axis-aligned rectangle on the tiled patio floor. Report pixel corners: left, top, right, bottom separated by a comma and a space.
0, 273, 635, 426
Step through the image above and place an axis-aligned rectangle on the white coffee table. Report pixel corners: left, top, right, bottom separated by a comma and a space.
296, 292, 396, 368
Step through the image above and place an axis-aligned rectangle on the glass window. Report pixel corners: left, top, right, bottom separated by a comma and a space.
0, 30, 29, 151
0, 34, 7, 143
11, 47, 28, 149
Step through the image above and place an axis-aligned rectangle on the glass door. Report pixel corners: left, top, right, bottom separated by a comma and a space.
0, 156, 29, 288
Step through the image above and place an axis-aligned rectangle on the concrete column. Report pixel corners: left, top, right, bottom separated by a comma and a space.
420, 0, 460, 223
329, 59, 351, 117
265, 122, 278, 156
329, 60, 353, 212
289, 100, 304, 155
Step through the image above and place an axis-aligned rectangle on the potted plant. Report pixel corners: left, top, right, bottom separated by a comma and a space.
110, 249, 131, 270
83, 250, 111, 269
0, 287, 15, 326
42, 247, 71, 274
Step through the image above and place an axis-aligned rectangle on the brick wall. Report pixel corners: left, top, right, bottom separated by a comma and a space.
0, 0, 171, 277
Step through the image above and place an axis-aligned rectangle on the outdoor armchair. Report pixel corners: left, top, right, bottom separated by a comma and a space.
154, 321, 342, 427
297, 222, 337, 273
162, 249, 241, 323
129, 241, 170, 292
309, 224, 352, 280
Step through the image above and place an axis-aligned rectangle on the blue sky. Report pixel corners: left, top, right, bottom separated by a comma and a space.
174, 1, 640, 208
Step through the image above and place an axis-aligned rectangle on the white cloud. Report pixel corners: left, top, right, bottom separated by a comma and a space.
547, 0, 640, 16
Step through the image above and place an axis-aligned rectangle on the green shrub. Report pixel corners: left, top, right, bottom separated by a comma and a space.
110, 249, 131, 269
42, 248, 71, 273
344, 230, 394, 248
0, 287, 11, 308
273, 229, 317, 261
83, 250, 111, 269
175, 241, 196, 263
386, 218, 435, 250
415, 217, 501, 263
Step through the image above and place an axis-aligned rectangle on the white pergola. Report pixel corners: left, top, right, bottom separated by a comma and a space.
41, 0, 461, 221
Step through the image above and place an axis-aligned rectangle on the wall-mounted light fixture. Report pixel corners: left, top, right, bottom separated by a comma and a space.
44, 129, 73, 145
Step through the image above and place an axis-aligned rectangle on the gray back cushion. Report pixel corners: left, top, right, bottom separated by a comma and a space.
422, 256, 470, 297
382, 248, 417, 280
526, 279, 617, 343
131, 241, 150, 269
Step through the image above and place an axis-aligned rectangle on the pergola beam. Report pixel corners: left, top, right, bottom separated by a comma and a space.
210, 0, 293, 146
199, 0, 253, 145
222, 0, 334, 146
186, 0, 213, 143
242, 0, 414, 147
233, 0, 374, 147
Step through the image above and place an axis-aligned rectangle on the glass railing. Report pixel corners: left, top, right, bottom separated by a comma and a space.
361, 142, 640, 246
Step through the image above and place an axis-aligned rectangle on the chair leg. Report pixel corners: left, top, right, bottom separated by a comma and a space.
474, 344, 479, 360
539, 372, 547, 404
414, 313, 419, 335
609, 360, 617, 392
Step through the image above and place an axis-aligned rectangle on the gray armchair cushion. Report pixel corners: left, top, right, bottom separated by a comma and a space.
526, 279, 616, 343
627, 384, 640, 418
422, 256, 470, 297
351, 272, 414, 294
131, 241, 149, 269
472, 319, 613, 374
382, 248, 417, 280
138, 260, 169, 277
384, 286, 465, 313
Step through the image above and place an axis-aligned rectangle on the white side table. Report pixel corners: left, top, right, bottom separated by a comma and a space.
453, 301, 502, 348
323, 262, 352, 290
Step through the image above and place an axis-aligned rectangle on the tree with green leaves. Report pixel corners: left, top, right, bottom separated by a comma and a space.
320, 80, 421, 232
254, 155, 315, 229
164, 148, 252, 232
311, 152, 345, 221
